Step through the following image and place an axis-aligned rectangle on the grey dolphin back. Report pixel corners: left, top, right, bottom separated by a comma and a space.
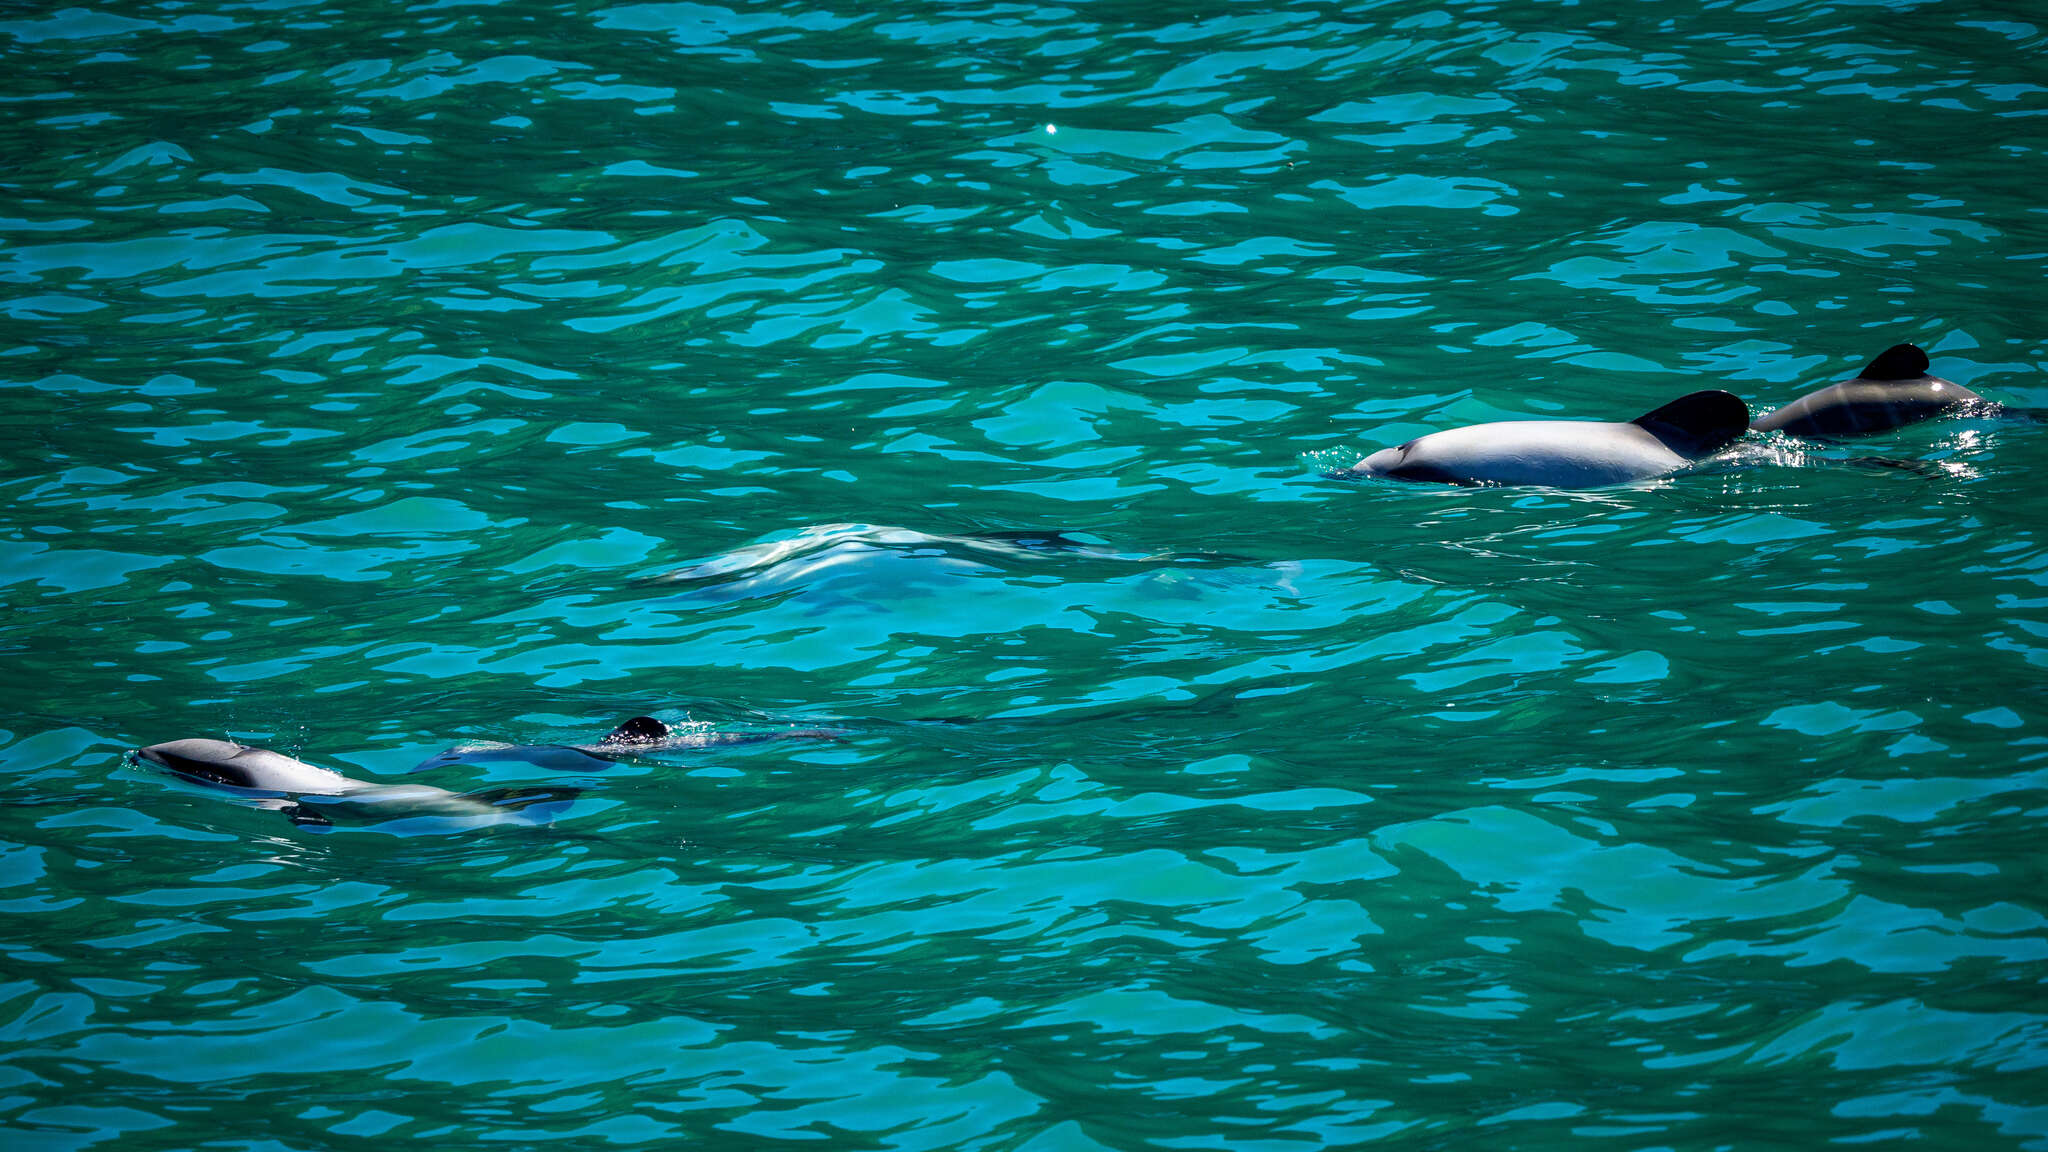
1861, 343, 1931, 381
1630, 389, 1751, 458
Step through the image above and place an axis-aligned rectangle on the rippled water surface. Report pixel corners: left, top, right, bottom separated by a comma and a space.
5, 0, 2048, 1148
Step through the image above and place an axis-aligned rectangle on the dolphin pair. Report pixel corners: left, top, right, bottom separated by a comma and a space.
131, 737, 581, 831
1342, 343, 2001, 489
132, 716, 823, 831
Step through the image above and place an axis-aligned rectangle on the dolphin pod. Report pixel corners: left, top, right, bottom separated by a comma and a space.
1345, 342, 2022, 490
130, 340, 2029, 829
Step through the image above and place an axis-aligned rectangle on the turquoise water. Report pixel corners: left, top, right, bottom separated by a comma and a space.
5, 0, 2048, 1147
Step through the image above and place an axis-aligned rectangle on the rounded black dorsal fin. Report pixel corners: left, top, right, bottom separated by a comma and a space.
1860, 343, 1930, 381
601, 716, 670, 746
1631, 389, 1751, 457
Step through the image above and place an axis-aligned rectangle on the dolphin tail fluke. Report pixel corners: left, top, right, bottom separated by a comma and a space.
1632, 390, 1750, 457
600, 716, 671, 746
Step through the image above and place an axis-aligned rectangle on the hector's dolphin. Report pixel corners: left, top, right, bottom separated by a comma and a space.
1752, 344, 1989, 438
412, 715, 843, 773
132, 738, 578, 831
1339, 389, 1750, 489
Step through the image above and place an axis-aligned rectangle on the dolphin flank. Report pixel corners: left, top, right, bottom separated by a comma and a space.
1339, 389, 1750, 489
1751, 343, 1987, 439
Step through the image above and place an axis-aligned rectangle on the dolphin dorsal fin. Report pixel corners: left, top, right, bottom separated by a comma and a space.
1860, 343, 1930, 381
1631, 389, 1751, 457
601, 716, 670, 746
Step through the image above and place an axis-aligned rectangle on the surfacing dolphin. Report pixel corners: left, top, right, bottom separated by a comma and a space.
411, 715, 842, 773
1752, 343, 1996, 438
132, 738, 578, 832
1338, 389, 1750, 489
652, 525, 1122, 587
646, 524, 1254, 615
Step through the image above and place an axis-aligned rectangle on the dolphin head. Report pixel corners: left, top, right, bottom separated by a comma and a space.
134, 738, 258, 786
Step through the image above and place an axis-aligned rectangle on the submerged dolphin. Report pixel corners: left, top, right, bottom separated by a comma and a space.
411, 715, 842, 773
646, 523, 1220, 612
653, 525, 1123, 586
1752, 344, 1989, 438
1341, 389, 1750, 489
132, 738, 578, 831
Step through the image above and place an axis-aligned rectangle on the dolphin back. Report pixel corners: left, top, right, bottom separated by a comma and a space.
1630, 390, 1751, 458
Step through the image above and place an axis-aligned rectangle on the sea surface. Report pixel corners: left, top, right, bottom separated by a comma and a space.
4, 0, 2047, 1148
